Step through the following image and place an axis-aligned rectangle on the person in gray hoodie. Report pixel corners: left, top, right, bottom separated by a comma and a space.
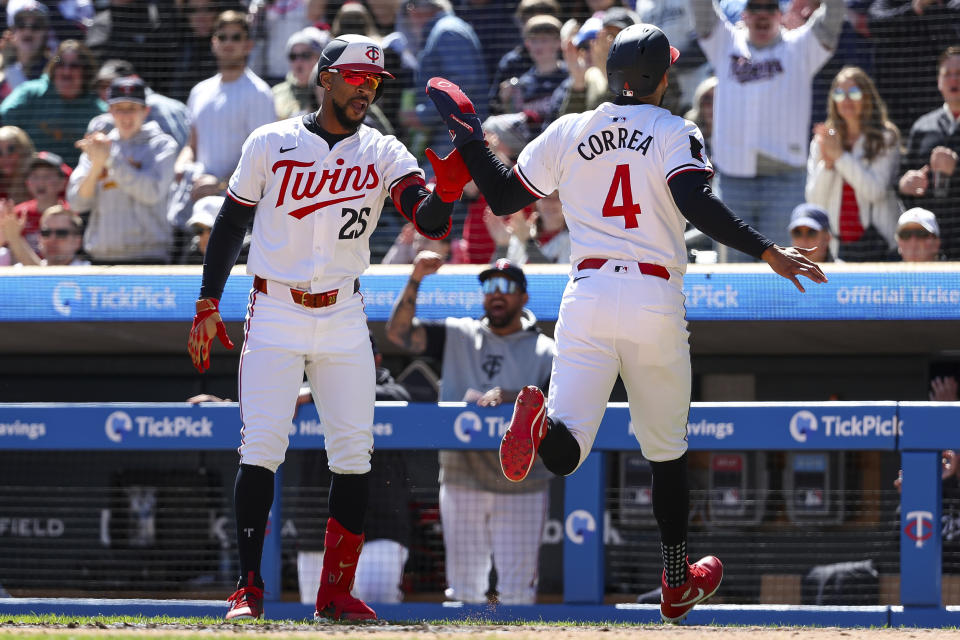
68, 76, 177, 263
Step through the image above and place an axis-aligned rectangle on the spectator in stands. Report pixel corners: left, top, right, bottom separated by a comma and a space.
403, 0, 487, 161
167, 0, 223, 103
248, 0, 313, 86
897, 47, 960, 261
87, 60, 192, 150
0, 39, 105, 167
0, 203, 88, 265
15, 150, 69, 253
867, 0, 960, 135
272, 27, 328, 119
635, 0, 707, 111
382, 221, 452, 263
332, 2, 380, 37
0, 1, 51, 100
457, 112, 534, 264
487, 0, 561, 116
386, 256, 555, 605
494, 15, 567, 123
805, 66, 900, 261
68, 76, 178, 264
7, 0, 91, 46
559, 7, 641, 117
683, 75, 716, 156
85, 0, 178, 94
786, 202, 836, 263
180, 195, 223, 264
486, 190, 570, 264
891, 207, 944, 262
689, 0, 844, 255
175, 11, 276, 206
0, 125, 35, 204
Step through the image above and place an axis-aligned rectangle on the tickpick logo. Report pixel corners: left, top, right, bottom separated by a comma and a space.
789, 410, 817, 443
105, 411, 133, 443
453, 411, 482, 443
53, 282, 82, 316
565, 509, 596, 545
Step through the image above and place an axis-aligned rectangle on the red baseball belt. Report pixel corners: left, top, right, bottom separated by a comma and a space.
576, 258, 669, 280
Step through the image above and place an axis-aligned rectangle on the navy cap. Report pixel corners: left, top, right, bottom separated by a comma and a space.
107, 76, 147, 105
479, 258, 527, 292
788, 203, 831, 233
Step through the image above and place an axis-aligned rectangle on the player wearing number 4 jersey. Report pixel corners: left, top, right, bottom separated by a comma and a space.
427, 23, 828, 624
187, 34, 470, 623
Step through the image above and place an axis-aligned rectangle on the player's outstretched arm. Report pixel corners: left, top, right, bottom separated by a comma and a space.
760, 245, 829, 293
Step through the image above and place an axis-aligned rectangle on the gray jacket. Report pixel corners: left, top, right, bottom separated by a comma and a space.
68, 121, 177, 262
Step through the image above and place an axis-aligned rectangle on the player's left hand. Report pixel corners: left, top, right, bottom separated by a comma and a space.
760, 245, 828, 293
425, 77, 484, 149
425, 147, 472, 202
188, 298, 235, 373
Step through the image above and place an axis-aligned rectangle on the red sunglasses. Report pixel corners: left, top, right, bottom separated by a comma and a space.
330, 68, 382, 90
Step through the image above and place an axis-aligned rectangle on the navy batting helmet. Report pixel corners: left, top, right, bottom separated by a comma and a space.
606, 23, 680, 99
315, 34, 394, 102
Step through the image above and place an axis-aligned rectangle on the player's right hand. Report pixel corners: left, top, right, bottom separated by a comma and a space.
760, 245, 828, 293
188, 298, 235, 373
425, 77, 484, 149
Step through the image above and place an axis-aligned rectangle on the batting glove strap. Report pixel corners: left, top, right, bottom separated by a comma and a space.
426, 77, 484, 149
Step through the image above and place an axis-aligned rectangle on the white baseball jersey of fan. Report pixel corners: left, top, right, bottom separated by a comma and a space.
515, 102, 713, 278
228, 117, 422, 293
700, 20, 831, 176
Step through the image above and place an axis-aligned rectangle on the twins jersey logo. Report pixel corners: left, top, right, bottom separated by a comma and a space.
271, 158, 380, 220
365, 45, 381, 63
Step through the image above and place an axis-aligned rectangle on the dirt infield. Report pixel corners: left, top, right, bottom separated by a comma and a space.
0, 623, 958, 639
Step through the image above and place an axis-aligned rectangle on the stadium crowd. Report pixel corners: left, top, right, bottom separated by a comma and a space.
0, 0, 955, 268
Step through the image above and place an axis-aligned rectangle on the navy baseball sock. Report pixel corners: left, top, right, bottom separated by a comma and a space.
329, 471, 370, 534
651, 453, 689, 588
234, 463, 274, 587
538, 418, 581, 476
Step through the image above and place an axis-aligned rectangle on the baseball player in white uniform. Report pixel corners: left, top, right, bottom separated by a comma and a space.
426, 24, 827, 623
188, 34, 469, 622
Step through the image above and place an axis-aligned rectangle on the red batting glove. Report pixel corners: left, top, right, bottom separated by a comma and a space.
425, 147, 472, 203
188, 298, 234, 373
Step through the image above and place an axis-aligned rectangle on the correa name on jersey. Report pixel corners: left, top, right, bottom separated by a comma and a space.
577, 127, 654, 160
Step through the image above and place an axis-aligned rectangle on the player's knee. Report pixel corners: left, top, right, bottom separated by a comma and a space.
539, 418, 581, 476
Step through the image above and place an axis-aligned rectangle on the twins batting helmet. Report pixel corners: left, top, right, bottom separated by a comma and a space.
606, 23, 680, 99
316, 34, 394, 102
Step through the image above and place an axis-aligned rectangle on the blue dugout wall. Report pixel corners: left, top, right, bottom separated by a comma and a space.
1, 400, 958, 626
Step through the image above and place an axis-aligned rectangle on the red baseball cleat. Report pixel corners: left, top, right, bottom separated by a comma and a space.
314, 592, 377, 622
500, 385, 547, 482
660, 555, 723, 624
225, 580, 264, 621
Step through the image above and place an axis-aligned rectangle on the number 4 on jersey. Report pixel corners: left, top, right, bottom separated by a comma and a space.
602, 164, 641, 228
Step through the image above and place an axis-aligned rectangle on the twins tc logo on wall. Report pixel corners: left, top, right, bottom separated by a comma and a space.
904, 510, 934, 548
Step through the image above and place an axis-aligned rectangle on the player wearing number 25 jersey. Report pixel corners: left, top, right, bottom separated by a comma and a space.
426, 23, 827, 624
187, 34, 470, 624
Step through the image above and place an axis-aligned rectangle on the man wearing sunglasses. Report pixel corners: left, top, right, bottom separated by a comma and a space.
188, 33, 465, 623
786, 203, 835, 262
689, 0, 844, 257
386, 255, 555, 607
893, 207, 944, 262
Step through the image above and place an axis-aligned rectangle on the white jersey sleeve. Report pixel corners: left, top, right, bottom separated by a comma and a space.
376, 134, 423, 195
514, 115, 579, 199
227, 128, 268, 206
663, 119, 714, 183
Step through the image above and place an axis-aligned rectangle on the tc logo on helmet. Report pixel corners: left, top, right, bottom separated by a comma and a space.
365, 46, 381, 63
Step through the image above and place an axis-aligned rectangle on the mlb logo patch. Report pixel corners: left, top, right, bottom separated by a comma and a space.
615, 265, 628, 273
